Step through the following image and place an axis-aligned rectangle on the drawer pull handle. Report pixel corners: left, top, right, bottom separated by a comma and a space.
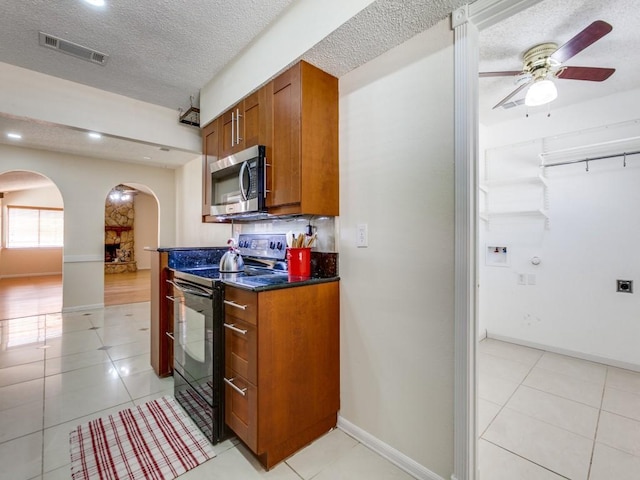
165, 332, 175, 340
165, 295, 177, 303
224, 300, 248, 311
224, 377, 247, 396
224, 323, 248, 335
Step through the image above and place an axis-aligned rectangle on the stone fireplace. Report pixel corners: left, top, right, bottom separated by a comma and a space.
105, 185, 137, 274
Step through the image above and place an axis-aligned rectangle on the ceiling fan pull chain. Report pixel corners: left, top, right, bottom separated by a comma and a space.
585, 159, 589, 172
623, 153, 627, 167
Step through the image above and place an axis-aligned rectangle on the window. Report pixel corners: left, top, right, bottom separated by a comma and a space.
7, 206, 63, 248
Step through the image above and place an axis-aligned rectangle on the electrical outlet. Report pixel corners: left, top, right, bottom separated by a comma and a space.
517, 273, 526, 285
527, 274, 536, 285
617, 280, 633, 293
356, 224, 368, 248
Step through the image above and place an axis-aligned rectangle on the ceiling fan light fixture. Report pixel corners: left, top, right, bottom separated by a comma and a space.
525, 79, 558, 107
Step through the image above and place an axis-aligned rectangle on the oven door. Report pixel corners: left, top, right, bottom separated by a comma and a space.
170, 279, 214, 395
167, 277, 225, 443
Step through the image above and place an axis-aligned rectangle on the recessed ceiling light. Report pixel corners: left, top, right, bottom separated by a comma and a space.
88, 132, 102, 139
143, 156, 152, 160
83, 0, 106, 6
7, 133, 22, 140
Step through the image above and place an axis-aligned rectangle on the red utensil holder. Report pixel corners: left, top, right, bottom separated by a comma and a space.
287, 247, 311, 278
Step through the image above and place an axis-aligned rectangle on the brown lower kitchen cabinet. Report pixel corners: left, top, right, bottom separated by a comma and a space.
149, 250, 173, 377
223, 281, 340, 469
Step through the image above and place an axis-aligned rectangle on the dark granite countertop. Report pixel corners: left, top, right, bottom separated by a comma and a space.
157, 246, 338, 291
222, 274, 339, 292
151, 246, 227, 252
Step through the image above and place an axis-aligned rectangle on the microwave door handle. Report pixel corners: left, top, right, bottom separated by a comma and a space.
239, 161, 249, 201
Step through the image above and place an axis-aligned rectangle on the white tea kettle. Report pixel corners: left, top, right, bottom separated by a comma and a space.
220, 238, 244, 273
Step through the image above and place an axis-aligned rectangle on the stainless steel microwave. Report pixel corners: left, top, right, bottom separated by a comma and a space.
209, 145, 266, 217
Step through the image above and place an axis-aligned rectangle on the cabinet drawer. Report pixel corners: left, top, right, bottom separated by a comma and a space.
224, 370, 257, 451
224, 287, 257, 325
224, 318, 257, 385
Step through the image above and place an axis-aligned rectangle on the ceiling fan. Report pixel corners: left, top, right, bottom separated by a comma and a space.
481, 20, 616, 110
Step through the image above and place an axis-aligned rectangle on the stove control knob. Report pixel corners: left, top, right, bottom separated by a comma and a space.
270, 241, 276, 249
277, 242, 283, 250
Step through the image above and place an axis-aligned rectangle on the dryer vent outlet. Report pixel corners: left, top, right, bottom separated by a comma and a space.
616, 280, 633, 293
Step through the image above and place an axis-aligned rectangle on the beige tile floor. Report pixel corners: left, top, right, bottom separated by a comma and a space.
0, 303, 414, 480
478, 337, 640, 479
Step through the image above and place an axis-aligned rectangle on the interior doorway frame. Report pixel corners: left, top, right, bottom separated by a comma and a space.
452, 1, 543, 479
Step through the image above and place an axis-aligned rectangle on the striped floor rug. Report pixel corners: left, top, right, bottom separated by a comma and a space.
69, 396, 216, 480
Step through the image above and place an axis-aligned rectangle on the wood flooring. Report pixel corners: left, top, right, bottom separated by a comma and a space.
0, 270, 150, 320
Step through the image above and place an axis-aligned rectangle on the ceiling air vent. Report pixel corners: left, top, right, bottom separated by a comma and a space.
38, 32, 109, 66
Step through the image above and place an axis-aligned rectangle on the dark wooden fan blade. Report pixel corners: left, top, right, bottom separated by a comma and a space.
492, 81, 531, 110
479, 70, 522, 78
556, 66, 615, 81
550, 20, 613, 64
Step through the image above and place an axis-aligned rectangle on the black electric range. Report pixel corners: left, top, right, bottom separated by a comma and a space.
168, 233, 289, 444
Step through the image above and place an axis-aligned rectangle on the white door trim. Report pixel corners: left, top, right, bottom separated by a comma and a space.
451, 1, 543, 479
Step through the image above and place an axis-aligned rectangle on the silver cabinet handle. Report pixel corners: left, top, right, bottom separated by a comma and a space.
224, 323, 248, 335
165, 332, 175, 340
224, 377, 247, 396
224, 299, 248, 310
236, 108, 242, 145
231, 111, 235, 147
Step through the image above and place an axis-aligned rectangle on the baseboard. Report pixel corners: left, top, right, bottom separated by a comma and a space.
488, 332, 640, 373
478, 328, 487, 342
0, 272, 62, 279
337, 416, 445, 480
62, 303, 104, 313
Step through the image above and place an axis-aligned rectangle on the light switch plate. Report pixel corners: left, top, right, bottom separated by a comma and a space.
356, 224, 368, 248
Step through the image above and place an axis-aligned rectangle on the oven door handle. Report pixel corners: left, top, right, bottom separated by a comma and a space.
168, 279, 213, 298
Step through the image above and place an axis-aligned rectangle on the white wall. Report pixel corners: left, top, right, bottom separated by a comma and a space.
480, 89, 640, 369
200, 0, 376, 123
0, 62, 200, 153
0, 145, 175, 310
339, 19, 455, 479
0, 185, 63, 277
175, 156, 231, 247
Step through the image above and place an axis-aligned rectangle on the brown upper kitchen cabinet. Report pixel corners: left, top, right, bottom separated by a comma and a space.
200, 61, 338, 222
266, 61, 339, 217
219, 88, 266, 158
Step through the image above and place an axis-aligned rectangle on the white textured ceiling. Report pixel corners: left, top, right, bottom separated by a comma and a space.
0, 0, 466, 189
303, 0, 464, 77
0, 0, 296, 111
479, 0, 640, 124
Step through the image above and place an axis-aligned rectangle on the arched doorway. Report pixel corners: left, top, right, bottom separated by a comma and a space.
0, 170, 64, 319
103, 183, 159, 306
